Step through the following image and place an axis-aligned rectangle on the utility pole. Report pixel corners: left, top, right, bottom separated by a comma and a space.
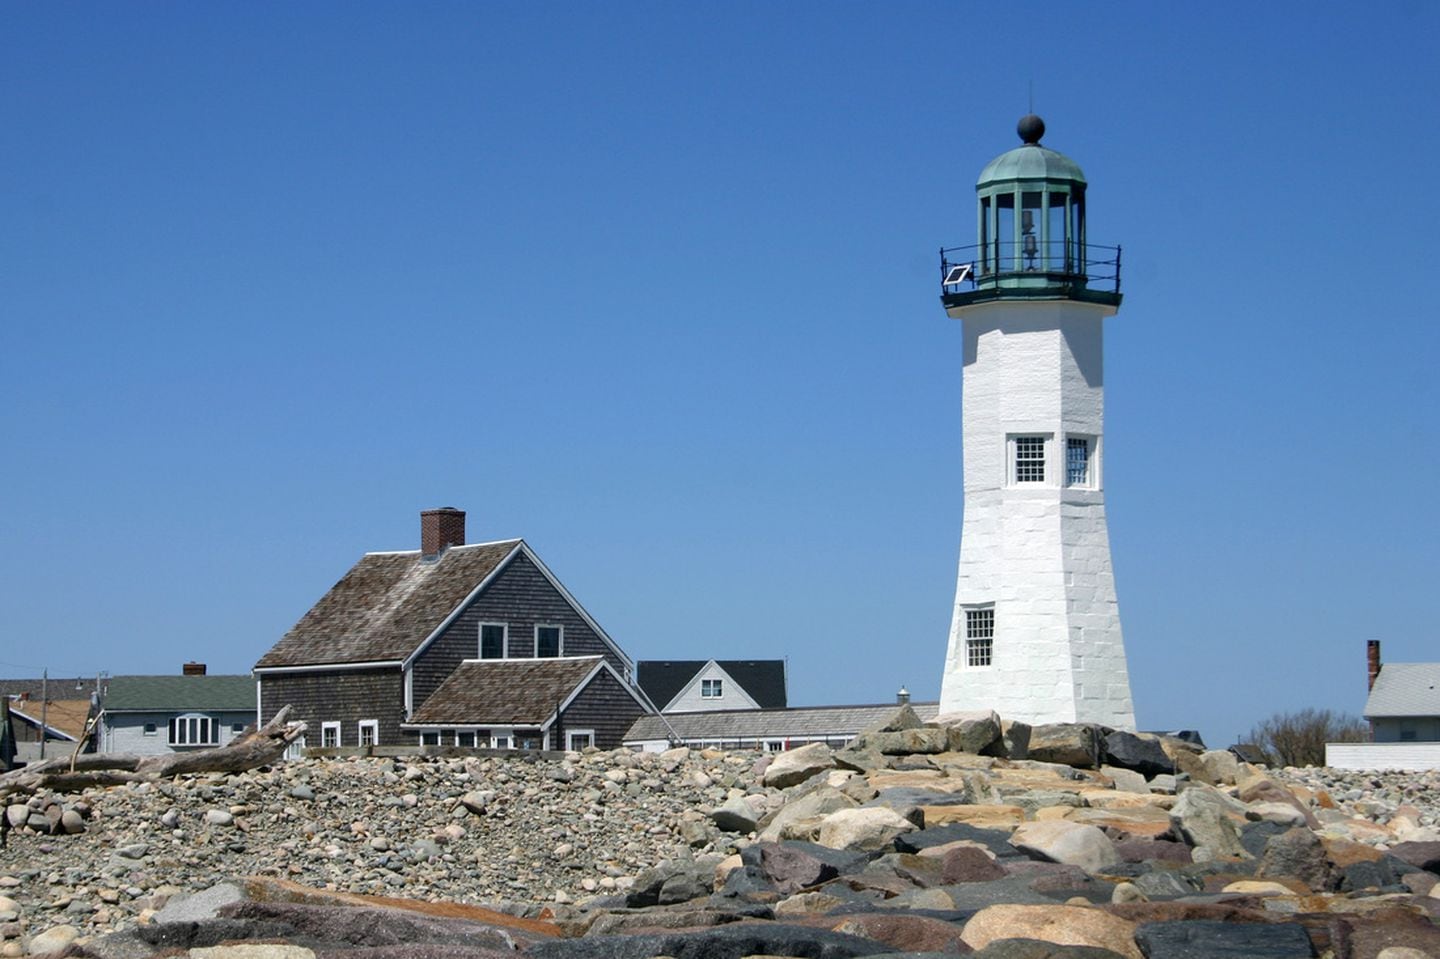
39, 669, 48, 760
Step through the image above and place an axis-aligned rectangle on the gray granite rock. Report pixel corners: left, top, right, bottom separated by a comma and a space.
1132, 919, 1316, 958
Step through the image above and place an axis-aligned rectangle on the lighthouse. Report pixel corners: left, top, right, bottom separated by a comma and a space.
938, 115, 1136, 730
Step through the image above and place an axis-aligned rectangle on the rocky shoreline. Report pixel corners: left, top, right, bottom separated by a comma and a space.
3, 709, 1440, 957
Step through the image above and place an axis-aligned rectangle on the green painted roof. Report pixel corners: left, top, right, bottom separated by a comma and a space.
103, 674, 254, 712
977, 143, 1086, 188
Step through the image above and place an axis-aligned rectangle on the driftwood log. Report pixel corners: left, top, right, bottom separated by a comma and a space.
0, 705, 305, 801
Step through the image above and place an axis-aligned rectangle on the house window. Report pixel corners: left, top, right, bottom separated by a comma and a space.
480, 622, 507, 659
420, 729, 440, 746
536, 625, 562, 658
321, 722, 340, 748
1066, 436, 1093, 487
491, 732, 511, 749
168, 714, 218, 747
231, 723, 245, 734
143, 723, 157, 736
566, 729, 594, 751
358, 720, 379, 747
284, 734, 306, 760
1014, 435, 1046, 483
765, 740, 784, 753
516, 731, 543, 750
457, 730, 477, 748
701, 678, 723, 699
965, 607, 995, 667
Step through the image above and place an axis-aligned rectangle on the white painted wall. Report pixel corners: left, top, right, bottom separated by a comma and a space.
940, 299, 1136, 729
1326, 741, 1440, 771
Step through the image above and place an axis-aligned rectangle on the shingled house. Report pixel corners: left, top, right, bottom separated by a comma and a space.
254, 509, 652, 752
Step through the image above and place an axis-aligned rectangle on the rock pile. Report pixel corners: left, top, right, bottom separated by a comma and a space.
1, 707, 1438, 957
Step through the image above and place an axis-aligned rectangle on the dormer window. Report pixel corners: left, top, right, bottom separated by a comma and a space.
701, 678, 723, 699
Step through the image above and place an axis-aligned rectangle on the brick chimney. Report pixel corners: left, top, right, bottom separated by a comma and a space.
421, 507, 466, 557
183, 662, 207, 676
1367, 640, 1381, 691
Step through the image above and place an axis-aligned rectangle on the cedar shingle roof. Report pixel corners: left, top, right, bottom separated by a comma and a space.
623, 701, 941, 743
102, 675, 254, 712
1365, 663, 1440, 718
256, 541, 521, 668
637, 660, 788, 710
408, 657, 604, 726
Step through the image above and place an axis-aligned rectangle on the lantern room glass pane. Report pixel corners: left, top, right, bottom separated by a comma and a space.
995, 194, 1014, 273
1021, 192, 1042, 271
1048, 196, 1067, 272
979, 197, 991, 275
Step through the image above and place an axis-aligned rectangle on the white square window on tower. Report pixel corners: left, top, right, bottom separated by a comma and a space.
965, 607, 994, 667
1012, 435, 1047, 484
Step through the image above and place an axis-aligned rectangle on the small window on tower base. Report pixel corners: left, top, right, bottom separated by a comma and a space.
965, 607, 994, 667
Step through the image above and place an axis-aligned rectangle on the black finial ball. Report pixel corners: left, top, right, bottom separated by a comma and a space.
1017, 114, 1045, 144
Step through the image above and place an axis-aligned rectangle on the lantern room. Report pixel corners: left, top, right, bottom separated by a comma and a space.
940, 115, 1121, 312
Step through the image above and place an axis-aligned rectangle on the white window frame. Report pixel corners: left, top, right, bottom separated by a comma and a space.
1065, 434, 1097, 489
701, 678, 724, 699
566, 729, 595, 751
320, 721, 340, 748
965, 605, 995, 668
1009, 433, 1050, 486
456, 730, 477, 748
358, 719, 379, 747
534, 624, 563, 658
490, 728, 513, 749
168, 713, 219, 747
284, 733, 307, 761
143, 723, 158, 736
479, 621, 508, 660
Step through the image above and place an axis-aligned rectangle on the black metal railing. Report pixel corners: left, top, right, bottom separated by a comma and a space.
940, 242, 1122, 294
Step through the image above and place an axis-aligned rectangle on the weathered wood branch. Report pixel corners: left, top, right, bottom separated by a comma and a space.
0, 706, 305, 801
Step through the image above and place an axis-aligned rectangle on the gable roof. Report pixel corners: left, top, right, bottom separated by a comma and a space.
624, 701, 940, 744
7, 698, 93, 741
637, 659, 787, 711
406, 656, 631, 727
1365, 663, 1440, 718
103, 675, 254, 713
256, 540, 522, 668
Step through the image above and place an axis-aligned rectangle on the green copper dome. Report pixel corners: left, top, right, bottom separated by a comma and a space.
977, 113, 1086, 187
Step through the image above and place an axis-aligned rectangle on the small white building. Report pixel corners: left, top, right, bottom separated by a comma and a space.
1328, 641, 1440, 770
937, 115, 1136, 729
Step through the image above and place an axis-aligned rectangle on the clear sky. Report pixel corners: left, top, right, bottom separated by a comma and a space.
4, 3, 1437, 747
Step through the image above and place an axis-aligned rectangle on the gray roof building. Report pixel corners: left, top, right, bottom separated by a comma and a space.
1364, 663, 1440, 718
624, 701, 938, 749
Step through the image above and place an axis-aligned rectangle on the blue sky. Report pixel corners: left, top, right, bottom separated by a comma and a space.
4, 3, 1437, 747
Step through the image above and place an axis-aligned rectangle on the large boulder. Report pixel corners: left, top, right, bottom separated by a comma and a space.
864, 727, 950, 755
707, 796, 760, 834
815, 806, 918, 851
763, 743, 836, 789
1132, 919, 1316, 959
960, 904, 1143, 959
1257, 827, 1337, 892
1011, 821, 1121, 874
1028, 724, 1102, 769
757, 785, 859, 843
1170, 785, 1249, 862
934, 710, 1004, 755
1102, 732, 1174, 778
1002, 719, 1032, 760
870, 704, 925, 732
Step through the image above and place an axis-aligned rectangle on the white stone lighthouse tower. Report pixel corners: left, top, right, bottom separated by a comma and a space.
938, 115, 1136, 730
